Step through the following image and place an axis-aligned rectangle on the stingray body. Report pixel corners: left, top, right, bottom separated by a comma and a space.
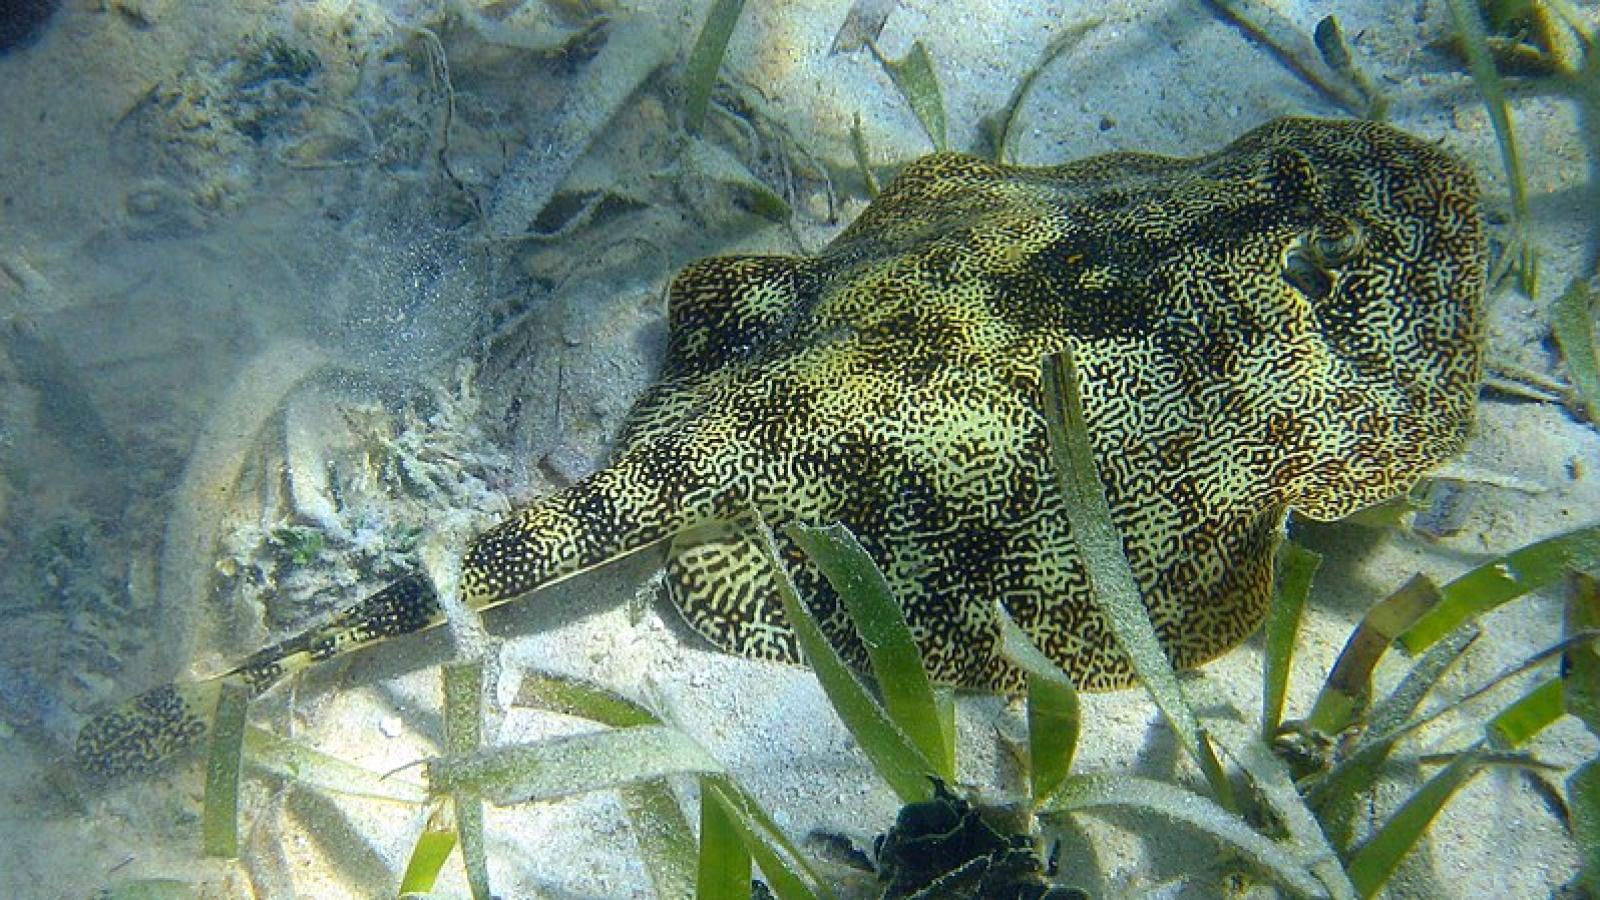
76, 117, 1485, 778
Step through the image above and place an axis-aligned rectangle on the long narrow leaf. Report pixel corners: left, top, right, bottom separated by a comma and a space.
398, 801, 458, 896
1486, 677, 1565, 749
245, 726, 427, 804
427, 725, 725, 805
514, 671, 661, 728
1564, 572, 1600, 736
1399, 522, 1600, 654
702, 776, 834, 900
697, 779, 753, 900
626, 780, 699, 900
1346, 748, 1481, 898
513, 672, 697, 894
1214, 722, 1358, 900
786, 522, 954, 781
444, 662, 485, 753
1264, 542, 1321, 741
201, 678, 250, 858
756, 516, 937, 803
1026, 673, 1081, 810
444, 662, 491, 900
849, 113, 881, 198
1348, 676, 1569, 897
1568, 760, 1600, 896
1202, 0, 1373, 115
1039, 774, 1325, 897
1446, 0, 1537, 295
1039, 350, 1233, 808
871, 40, 947, 151
1305, 624, 1478, 828
1363, 625, 1480, 740
979, 20, 1100, 161
1371, 631, 1593, 750
993, 603, 1082, 808
95, 880, 199, 900
682, 0, 748, 133
1551, 278, 1600, 423
1305, 574, 1440, 737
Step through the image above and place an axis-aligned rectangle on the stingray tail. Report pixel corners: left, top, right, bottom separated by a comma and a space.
74, 449, 730, 779
73, 574, 441, 779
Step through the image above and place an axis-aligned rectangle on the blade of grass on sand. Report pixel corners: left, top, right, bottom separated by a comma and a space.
1399, 521, 1600, 655
697, 779, 753, 900
1347, 677, 1568, 897
1213, 720, 1359, 900
1305, 624, 1477, 846
1564, 573, 1600, 735
1361, 625, 1480, 747
1345, 747, 1482, 898
624, 779, 699, 900
869, 40, 947, 151
1569, 758, 1600, 897
1026, 673, 1081, 810
1551, 278, 1600, 424
786, 522, 954, 781
1263, 542, 1320, 741
1568, 752, 1593, 890
443, 662, 491, 900
1040, 773, 1324, 897
702, 776, 832, 900
1039, 349, 1233, 809
515, 671, 661, 727
1390, 631, 1600, 752
245, 727, 427, 804
94, 880, 200, 900
1202, 0, 1374, 116
398, 800, 458, 897
1447, 0, 1538, 295
978, 19, 1100, 161
1311, 628, 1600, 836
1487, 677, 1566, 750
1304, 573, 1440, 737
428, 724, 725, 805
994, 604, 1081, 808
682, 0, 748, 133
514, 673, 697, 897
1563, 573, 1600, 894
201, 678, 250, 859
849, 113, 881, 197
757, 515, 937, 804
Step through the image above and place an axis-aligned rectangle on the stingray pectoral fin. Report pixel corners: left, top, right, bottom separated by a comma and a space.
667, 519, 802, 665
75, 680, 221, 779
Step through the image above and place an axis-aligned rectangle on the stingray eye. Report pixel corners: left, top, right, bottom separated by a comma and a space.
1282, 217, 1364, 301
1307, 217, 1365, 268
1282, 247, 1333, 300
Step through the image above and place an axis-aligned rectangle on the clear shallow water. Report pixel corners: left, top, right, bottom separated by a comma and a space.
0, 1, 1595, 896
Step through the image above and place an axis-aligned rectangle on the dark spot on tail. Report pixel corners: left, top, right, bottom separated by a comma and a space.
74, 684, 207, 780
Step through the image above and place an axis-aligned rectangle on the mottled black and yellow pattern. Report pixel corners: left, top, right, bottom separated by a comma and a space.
75, 117, 1485, 778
